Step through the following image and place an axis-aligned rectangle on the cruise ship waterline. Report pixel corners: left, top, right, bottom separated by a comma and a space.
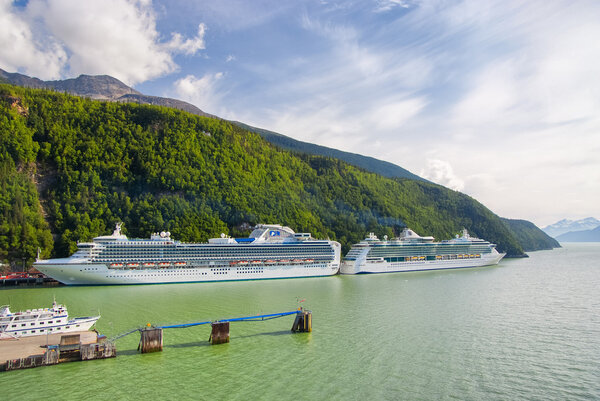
340, 228, 504, 274
34, 224, 341, 285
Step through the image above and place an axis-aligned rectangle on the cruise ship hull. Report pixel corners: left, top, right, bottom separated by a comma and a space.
34, 261, 340, 285
340, 252, 504, 274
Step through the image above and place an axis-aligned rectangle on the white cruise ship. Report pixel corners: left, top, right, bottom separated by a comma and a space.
340, 228, 504, 274
34, 223, 341, 285
0, 301, 99, 339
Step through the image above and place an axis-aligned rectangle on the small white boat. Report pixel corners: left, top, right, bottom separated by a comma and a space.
0, 301, 100, 339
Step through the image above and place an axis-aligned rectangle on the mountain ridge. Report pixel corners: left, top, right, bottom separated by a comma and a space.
542, 217, 600, 238
0, 70, 558, 256
555, 226, 600, 242
0, 68, 421, 181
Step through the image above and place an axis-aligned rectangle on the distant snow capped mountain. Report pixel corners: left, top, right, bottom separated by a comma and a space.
542, 217, 600, 238
555, 226, 600, 242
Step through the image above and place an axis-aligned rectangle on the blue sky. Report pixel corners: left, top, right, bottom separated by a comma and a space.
2, 0, 599, 227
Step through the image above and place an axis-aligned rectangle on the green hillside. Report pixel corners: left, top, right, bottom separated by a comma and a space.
501, 218, 560, 251
232, 121, 425, 182
0, 84, 526, 267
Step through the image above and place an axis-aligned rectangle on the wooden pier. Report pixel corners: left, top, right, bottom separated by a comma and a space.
1, 308, 312, 371
0, 331, 115, 371
0, 277, 60, 287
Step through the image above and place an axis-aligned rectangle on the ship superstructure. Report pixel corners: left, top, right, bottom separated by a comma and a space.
340, 228, 504, 274
34, 224, 341, 285
0, 301, 99, 339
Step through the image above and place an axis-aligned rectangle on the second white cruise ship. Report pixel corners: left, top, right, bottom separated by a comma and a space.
340, 228, 504, 274
34, 223, 341, 285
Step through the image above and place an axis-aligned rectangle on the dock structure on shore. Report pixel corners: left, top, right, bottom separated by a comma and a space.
0, 277, 60, 287
0, 331, 115, 372
1, 308, 312, 370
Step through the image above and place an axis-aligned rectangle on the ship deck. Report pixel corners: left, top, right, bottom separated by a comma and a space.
0, 331, 98, 363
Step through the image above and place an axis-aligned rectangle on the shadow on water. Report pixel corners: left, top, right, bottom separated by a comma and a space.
115, 329, 301, 354
233, 329, 292, 339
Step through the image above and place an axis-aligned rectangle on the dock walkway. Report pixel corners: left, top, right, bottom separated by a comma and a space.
0, 331, 97, 363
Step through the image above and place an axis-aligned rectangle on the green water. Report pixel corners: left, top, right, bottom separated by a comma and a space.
1, 243, 599, 400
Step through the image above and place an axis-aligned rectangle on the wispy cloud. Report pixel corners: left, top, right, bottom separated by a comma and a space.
0, 0, 66, 79
164, 23, 206, 55
173, 72, 225, 115
420, 159, 465, 191
373, 0, 412, 13
0, 0, 207, 85
2, 0, 598, 225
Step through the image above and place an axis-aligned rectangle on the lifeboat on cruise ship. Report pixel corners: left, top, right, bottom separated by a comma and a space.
305, 259, 314, 263
292, 259, 303, 264
158, 262, 170, 267
126, 262, 139, 269
109, 263, 124, 268
279, 259, 289, 264
143, 262, 155, 268
174, 262, 186, 266
265, 260, 276, 265
251, 260, 262, 265
237, 261, 248, 265
230, 261, 238, 266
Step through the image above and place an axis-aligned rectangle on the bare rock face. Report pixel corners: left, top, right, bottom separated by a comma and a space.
47, 74, 141, 100
0, 68, 213, 117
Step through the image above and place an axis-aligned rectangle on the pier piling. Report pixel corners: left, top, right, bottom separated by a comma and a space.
291, 310, 312, 333
209, 322, 230, 345
138, 327, 163, 353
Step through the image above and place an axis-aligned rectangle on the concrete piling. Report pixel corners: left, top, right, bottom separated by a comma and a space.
138, 327, 163, 353
209, 322, 230, 345
291, 310, 312, 333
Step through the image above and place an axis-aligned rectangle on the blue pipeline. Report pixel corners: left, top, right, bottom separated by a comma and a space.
157, 310, 299, 329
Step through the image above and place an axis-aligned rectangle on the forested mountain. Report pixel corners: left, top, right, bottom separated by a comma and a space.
0, 84, 530, 268
0, 68, 213, 117
501, 218, 560, 251
232, 122, 425, 181
0, 69, 419, 181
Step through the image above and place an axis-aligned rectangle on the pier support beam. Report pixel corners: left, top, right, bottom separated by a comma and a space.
138, 327, 163, 353
209, 322, 230, 345
291, 310, 312, 333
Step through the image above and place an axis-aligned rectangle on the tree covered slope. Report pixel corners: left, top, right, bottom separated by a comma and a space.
0, 84, 527, 267
501, 218, 560, 251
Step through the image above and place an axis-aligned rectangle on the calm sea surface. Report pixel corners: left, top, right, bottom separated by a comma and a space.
1, 243, 599, 400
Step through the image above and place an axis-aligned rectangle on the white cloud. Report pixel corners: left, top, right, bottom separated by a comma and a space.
368, 98, 426, 131
420, 160, 464, 191
0, 0, 66, 79
374, 0, 412, 13
173, 73, 224, 114
165, 23, 206, 55
0, 0, 207, 85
